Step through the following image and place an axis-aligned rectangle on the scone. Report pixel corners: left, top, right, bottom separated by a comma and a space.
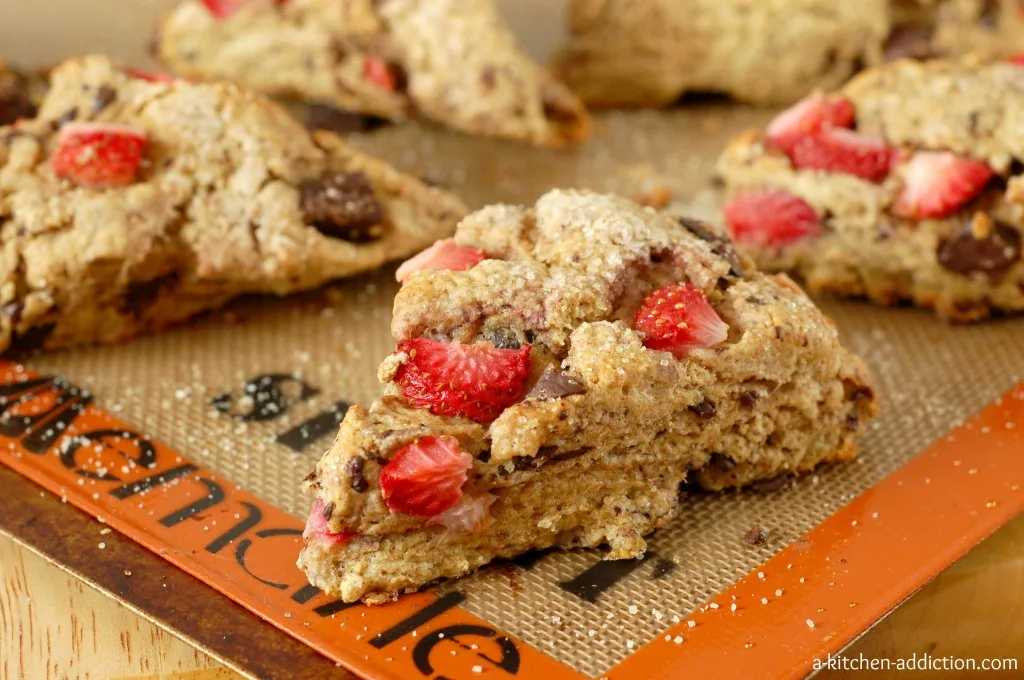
155, 0, 590, 147
717, 57, 1024, 322
0, 55, 467, 355
298, 189, 878, 603
551, 0, 1024, 107
0, 60, 41, 127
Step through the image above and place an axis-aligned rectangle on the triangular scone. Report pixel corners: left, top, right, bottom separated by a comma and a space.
299, 189, 877, 604
718, 57, 1024, 322
551, 0, 1024, 107
0, 55, 467, 354
155, 0, 590, 147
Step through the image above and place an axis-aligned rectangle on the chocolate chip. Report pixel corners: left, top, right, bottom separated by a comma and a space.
55, 107, 77, 128
738, 391, 758, 408
689, 399, 717, 418
477, 449, 491, 463
481, 66, 496, 90
485, 327, 523, 350
0, 85, 35, 127
527, 366, 586, 400
845, 414, 860, 431
306, 104, 387, 135
708, 452, 735, 472
300, 171, 385, 242
346, 456, 368, 492
677, 217, 745, 277
678, 216, 718, 242
92, 85, 117, 115
938, 218, 1021, 282
119, 273, 178, 315
321, 501, 335, 520
4, 322, 55, 357
1, 301, 23, 325
750, 473, 794, 493
303, 471, 318, 483
884, 24, 935, 62
743, 525, 770, 546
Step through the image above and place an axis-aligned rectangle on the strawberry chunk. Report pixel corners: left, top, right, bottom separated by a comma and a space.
395, 239, 488, 283
302, 499, 356, 547
635, 284, 729, 359
1008, 54, 1024, 67
394, 338, 532, 422
364, 56, 398, 91
51, 123, 148, 188
724, 189, 822, 247
426, 493, 496, 532
201, 0, 285, 19
379, 436, 473, 517
893, 151, 995, 219
788, 127, 895, 181
123, 67, 176, 84
766, 91, 855, 154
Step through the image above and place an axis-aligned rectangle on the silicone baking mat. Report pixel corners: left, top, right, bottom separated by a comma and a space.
1, 1, 1023, 679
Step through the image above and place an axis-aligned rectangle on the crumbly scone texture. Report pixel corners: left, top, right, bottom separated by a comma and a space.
717, 58, 1024, 322
156, 0, 589, 147
298, 189, 877, 603
0, 55, 467, 354
551, 0, 1024, 107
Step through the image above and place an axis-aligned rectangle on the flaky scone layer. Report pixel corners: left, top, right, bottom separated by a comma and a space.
300, 190, 876, 603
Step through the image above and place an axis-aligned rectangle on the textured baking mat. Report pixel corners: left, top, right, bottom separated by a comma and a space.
1, 0, 1023, 677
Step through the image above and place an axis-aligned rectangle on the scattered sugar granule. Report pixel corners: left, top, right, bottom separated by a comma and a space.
673, 636, 684, 644
709, 603, 719, 610
799, 577, 806, 583
760, 597, 768, 605
687, 620, 696, 629
627, 605, 638, 615
806, 619, 815, 629
775, 589, 784, 597
471, 666, 483, 674
626, 641, 634, 649
97, 542, 106, 550
757, 571, 765, 579
730, 603, 737, 612
652, 609, 663, 621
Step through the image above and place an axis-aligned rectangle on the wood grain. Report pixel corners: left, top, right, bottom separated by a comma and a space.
3, 515, 1021, 680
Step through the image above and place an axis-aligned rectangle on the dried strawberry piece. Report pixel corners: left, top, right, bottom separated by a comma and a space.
724, 189, 822, 247
379, 435, 473, 517
766, 91, 856, 154
364, 56, 398, 91
51, 122, 148, 188
893, 151, 995, 219
426, 492, 496, 532
201, 0, 285, 19
302, 499, 356, 547
788, 127, 896, 181
395, 239, 488, 283
635, 283, 729, 359
123, 67, 177, 84
393, 338, 532, 422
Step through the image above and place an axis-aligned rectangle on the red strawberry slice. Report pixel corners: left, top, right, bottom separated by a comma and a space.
893, 151, 995, 219
302, 499, 356, 547
426, 492, 496, 532
201, 0, 284, 19
51, 123, 148, 188
635, 283, 729, 359
788, 126, 895, 181
723, 189, 822, 247
393, 338, 532, 422
766, 91, 855, 154
363, 56, 398, 91
379, 435, 473, 517
1008, 54, 1024, 67
395, 239, 488, 283
123, 67, 177, 84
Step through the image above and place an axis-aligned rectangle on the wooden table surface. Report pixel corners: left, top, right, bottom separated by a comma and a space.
2, 514, 1021, 680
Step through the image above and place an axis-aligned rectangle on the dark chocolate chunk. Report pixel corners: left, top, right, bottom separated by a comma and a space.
743, 525, 770, 546
303, 471, 318, 483
485, 326, 523, 350
938, 218, 1021, 282
1, 301, 23, 325
55, 107, 77, 127
300, 171, 385, 242
527, 366, 586, 400
306, 104, 388, 135
738, 391, 758, 408
708, 452, 735, 472
0, 84, 35, 127
4, 322, 55, 357
689, 398, 717, 418
678, 217, 718, 242
884, 24, 936, 62
321, 501, 335, 520
346, 456, 368, 492
677, 217, 745, 277
750, 473, 794, 493
118, 273, 178, 315
845, 414, 860, 431
92, 85, 117, 115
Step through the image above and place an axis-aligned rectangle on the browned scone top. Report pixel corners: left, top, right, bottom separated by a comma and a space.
552, 0, 1024, 106
718, 57, 1024, 322
0, 55, 467, 354
300, 189, 877, 603
156, 0, 590, 147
